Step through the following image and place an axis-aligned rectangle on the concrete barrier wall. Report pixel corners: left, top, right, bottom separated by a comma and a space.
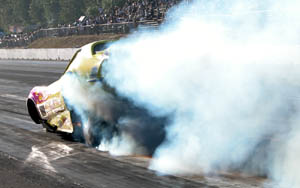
0, 48, 79, 61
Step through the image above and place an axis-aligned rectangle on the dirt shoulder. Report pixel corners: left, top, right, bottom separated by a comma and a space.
27, 34, 127, 48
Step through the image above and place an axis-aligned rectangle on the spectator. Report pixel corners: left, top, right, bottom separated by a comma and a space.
0, 0, 182, 48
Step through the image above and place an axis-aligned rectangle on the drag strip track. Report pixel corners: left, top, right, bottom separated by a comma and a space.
0, 60, 269, 188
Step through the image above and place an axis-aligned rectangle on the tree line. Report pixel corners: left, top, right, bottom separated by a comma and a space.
0, 0, 126, 32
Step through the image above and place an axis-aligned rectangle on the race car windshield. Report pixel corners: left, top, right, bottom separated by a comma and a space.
92, 41, 112, 54
63, 49, 81, 74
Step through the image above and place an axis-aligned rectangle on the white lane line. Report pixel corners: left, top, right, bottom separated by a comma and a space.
0, 94, 27, 101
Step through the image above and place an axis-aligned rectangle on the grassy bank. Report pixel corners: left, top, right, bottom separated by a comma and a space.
27, 34, 127, 48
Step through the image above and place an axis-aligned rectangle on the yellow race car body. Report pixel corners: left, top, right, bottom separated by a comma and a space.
27, 41, 109, 133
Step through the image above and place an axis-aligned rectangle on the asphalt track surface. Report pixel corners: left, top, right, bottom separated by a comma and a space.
0, 60, 271, 188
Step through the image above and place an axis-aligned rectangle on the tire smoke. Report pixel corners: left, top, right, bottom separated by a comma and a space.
100, 0, 300, 187
61, 73, 168, 156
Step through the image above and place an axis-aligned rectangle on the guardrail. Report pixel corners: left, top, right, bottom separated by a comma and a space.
0, 21, 160, 49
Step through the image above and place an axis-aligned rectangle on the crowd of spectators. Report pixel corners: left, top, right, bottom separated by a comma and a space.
0, 0, 186, 48
72, 0, 181, 26
0, 31, 39, 48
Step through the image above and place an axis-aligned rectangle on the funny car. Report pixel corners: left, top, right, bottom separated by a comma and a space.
27, 40, 110, 134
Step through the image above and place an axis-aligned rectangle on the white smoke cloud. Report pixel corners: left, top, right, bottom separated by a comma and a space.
61, 74, 133, 151
61, 73, 166, 156
101, 0, 300, 187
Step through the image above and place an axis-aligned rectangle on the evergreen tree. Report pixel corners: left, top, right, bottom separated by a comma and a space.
59, 0, 84, 24
0, 0, 13, 31
101, 0, 126, 12
43, 0, 60, 26
12, 0, 31, 25
84, 0, 102, 17
29, 0, 46, 26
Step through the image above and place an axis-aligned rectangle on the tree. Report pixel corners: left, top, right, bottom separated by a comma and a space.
59, 0, 85, 24
84, 0, 103, 17
43, 0, 60, 26
0, 0, 31, 31
86, 6, 99, 17
101, 0, 126, 12
29, 0, 46, 26
11, 0, 31, 25
84, 0, 101, 7
0, 0, 14, 31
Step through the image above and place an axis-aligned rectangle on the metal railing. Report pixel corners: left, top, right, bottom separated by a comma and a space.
0, 21, 160, 48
